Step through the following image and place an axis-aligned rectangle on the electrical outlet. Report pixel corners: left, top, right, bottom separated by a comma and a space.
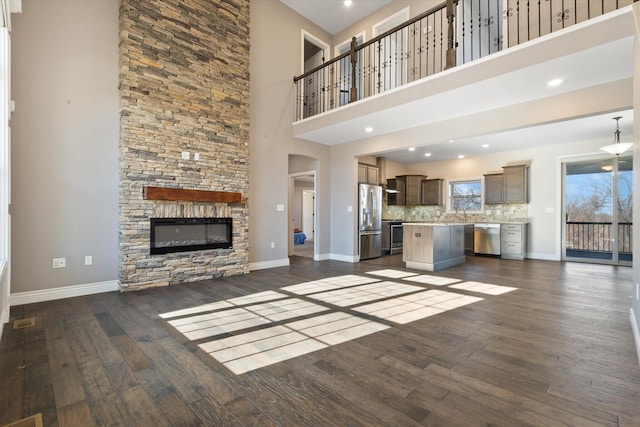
52, 258, 66, 268
194, 152, 200, 161
181, 151, 190, 160
271, 242, 275, 248
85, 256, 92, 266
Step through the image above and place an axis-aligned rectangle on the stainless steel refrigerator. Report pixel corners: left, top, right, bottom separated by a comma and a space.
359, 183, 382, 260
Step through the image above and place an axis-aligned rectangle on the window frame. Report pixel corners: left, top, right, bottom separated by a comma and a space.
445, 177, 484, 214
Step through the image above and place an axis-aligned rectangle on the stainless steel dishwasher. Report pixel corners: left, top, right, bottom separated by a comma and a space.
474, 223, 501, 255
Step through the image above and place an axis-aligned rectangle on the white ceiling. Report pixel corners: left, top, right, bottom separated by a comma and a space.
291, 6, 636, 164
280, 0, 391, 35
379, 110, 634, 164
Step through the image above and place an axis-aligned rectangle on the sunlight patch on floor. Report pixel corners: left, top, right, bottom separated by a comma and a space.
448, 281, 518, 295
281, 274, 381, 295
167, 294, 330, 340
300, 281, 424, 307
160, 271, 516, 375
354, 289, 483, 324
366, 269, 419, 279
404, 275, 462, 286
197, 312, 389, 374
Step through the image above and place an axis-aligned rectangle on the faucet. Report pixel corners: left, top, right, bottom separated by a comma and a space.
455, 207, 467, 223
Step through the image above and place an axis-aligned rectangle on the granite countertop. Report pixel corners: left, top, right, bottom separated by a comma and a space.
400, 221, 528, 225
402, 222, 467, 226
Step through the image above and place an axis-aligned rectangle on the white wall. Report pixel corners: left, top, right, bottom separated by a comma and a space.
249, 0, 332, 267
0, 21, 10, 331
631, 2, 640, 367
10, 0, 119, 294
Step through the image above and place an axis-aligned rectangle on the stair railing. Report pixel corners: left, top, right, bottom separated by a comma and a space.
293, 0, 636, 122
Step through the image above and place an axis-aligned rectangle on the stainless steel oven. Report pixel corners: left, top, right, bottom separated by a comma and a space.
390, 221, 403, 254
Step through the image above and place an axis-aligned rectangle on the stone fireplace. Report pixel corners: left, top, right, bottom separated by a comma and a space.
118, 0, 250, 290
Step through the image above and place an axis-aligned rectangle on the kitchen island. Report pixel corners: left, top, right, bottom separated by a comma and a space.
403, 223, 465, 271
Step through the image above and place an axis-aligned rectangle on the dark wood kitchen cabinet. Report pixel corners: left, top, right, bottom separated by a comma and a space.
358, 163, 379, 184
484, 173, 504, 204
396, 175, 425, 206
503, 164, 528, 203
421, 178, 443, 206
387, 178, 405, 205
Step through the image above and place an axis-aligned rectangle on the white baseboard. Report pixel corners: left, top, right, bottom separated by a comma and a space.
314, 253, 330, 261
10, 280, 121, 306
0, 305, 9, 341
329, 253, 358, 263
526, 252, 561, 261
0, 305, 8, 324
249, 258, 290, 271
631, 308, 640, 368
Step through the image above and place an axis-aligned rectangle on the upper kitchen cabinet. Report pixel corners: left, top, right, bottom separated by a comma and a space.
484, 173, 504, 204
358, 163, 379, 184
421, 178, 444, 206
386, 178, 403, 205
503, 164, 528, 203
398, 175, 426, 206
388, 177, 407, 205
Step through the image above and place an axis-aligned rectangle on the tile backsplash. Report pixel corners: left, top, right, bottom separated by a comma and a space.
384, 204, 528, 223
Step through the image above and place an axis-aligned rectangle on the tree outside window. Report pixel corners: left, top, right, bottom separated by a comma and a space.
449, 179, 482, 213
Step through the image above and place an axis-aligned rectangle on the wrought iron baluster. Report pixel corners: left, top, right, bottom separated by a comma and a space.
527, 0, 530, 42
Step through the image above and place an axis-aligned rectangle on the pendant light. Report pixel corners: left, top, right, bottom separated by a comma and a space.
599, 116, 633, 155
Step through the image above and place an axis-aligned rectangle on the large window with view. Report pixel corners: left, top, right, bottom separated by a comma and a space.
563, 156, 632, 265
448, 179, 483, 213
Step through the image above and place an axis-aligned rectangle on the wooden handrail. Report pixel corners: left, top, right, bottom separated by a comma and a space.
293, 0, 453, 83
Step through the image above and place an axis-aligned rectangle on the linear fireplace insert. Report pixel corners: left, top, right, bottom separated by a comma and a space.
150, 217, 232, 255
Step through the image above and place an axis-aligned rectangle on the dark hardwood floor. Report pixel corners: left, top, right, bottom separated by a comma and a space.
1, 255, 640, 426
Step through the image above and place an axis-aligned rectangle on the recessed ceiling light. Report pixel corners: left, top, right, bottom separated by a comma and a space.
344, 0, 352, 6
482, 144, 489, 148
408, 147, 415, 151
448, 139, 454, 143
424, 152, 431, 157
365, 127, 373, 132
547, 78, 563, 87
458, 154, 464, 159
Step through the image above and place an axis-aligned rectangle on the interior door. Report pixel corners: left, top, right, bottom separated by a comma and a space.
563, 156, 632, 265
302, 190, 314, 241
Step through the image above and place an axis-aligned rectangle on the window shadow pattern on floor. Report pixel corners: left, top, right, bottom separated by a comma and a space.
159, 269, 517, 374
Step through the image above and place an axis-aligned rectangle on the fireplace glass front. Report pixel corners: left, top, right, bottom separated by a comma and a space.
150, 217, 232, 255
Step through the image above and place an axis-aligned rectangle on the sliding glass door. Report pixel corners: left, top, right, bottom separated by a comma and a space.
563, 156, 632, 265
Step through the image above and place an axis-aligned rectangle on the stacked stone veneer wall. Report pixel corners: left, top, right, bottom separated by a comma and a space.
119, 0, 250, 289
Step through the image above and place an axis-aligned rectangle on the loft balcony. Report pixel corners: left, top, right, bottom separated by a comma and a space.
292, 0, 637, 146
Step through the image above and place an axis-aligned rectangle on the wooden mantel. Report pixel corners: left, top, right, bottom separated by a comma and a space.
145, 186, 242, 203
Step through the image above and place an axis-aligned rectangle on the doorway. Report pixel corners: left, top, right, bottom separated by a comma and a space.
562, 155, 633, 265
301, 31, 329, 119
289, 172, 316, 259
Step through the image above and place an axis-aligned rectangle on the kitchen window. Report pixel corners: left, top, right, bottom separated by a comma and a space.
447, 179, 483, 213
